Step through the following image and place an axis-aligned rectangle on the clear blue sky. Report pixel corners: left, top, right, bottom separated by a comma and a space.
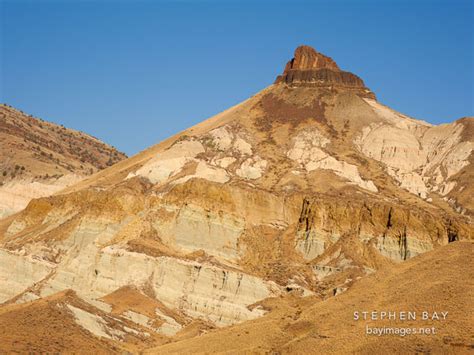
1, 0, 473, 156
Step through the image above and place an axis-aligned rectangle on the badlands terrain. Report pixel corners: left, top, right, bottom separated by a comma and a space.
0, 104, 126, 218
0, 45, 473, 353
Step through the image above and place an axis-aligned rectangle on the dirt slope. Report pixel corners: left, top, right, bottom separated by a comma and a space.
147, 241, 474, 354
0, 290, 123, 353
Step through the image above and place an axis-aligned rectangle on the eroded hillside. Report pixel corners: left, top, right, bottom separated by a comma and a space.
0, 45, 472, 353
0, 104, 126, 217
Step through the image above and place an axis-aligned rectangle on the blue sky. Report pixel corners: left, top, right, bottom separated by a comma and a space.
1, 0, 473, 156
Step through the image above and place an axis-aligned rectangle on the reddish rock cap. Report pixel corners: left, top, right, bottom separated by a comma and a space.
283, 45, 340, 73
275, 45, 375, 99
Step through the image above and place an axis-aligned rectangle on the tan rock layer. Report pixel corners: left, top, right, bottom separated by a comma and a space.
276, 68, 365, 88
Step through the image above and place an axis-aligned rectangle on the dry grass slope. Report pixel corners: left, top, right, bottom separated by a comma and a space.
147, 241, 474, 354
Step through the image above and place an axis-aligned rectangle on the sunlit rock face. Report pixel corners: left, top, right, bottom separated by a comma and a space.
355, 99, 473, 201
275, 45, 375, 99
0, 45, 472, 352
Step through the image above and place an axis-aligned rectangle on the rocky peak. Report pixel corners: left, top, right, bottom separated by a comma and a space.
283, 45, 340, 72
275, 45, 375, 99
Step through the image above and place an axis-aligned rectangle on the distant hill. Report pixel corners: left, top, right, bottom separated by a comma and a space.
0, 104, 127, 217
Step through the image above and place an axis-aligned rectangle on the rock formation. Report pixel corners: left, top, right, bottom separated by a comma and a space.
282, 45, 340, 71
275, 45, 375, 99
0, 45, 472, 353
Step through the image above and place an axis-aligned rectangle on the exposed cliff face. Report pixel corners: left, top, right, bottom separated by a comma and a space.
146, 242, 474, 354
275, 45, 375, 99
294, 197, 472, 263
284, 45, 341, 71
354, 100, 474, 214
0, 45, 472, 352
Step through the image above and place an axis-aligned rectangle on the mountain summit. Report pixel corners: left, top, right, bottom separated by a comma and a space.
0, 45, 472, 352
283, 45, 340, 71
275, 45, 374, 98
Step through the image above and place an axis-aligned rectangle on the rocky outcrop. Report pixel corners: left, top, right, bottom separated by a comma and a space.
274, 45, 375, 99
153, 203, 245, 261
0, 197, 281, 327
42, 246, 278, 326
0, 249, 54, 302
282, 45, 340, 72
276, 67, 366, 88
0, 175, 83, 219
355, 100, 474, 207
287, 130, 378, 192
293, 197, 471, 262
